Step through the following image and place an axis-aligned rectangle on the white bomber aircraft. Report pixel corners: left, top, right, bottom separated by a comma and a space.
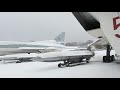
0, 40, 96, 67
72, 12, 120, 62
35, 47, 95, 67
0, 32, 66, 56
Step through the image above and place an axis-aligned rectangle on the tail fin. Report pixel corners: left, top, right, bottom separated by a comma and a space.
54, 32, 65, 43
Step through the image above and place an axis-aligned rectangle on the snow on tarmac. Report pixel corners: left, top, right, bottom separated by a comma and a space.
0, 50, 120, 78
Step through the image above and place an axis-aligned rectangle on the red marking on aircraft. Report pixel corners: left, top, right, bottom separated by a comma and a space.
115, 34, 120, 38
113, 16, 120, 38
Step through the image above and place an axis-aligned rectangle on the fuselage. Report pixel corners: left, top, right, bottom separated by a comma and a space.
0, 47, 94, 62
36, 48, 95, 62
0, 41, 66, 56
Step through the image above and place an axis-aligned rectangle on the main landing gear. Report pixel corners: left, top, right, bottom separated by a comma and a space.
103, 44, 115, 63
16, 58, 24, 63
16, 60, 22, 63
58, 57, 90, 68
58, 60, 70, 68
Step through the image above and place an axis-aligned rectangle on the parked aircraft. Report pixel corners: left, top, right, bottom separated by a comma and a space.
0, 32, 66, 56
0, 47, 95, 67
0, 40, 96, 67
72, 12, 120, 62
37, 48, 95, 67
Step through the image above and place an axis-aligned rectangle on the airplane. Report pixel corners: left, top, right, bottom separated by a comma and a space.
0, 32, 66, 56
38, 40, 97, 68
35, 47, 95, 67
0, 40, 96, 67
0, 46, 95, 67
72, 12, 120, 63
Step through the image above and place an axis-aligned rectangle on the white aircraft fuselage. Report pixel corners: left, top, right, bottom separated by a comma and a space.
0, 40, 65, 56
0, 47, 95, 67
0, 32, 66, 56
34, 48, 95, 62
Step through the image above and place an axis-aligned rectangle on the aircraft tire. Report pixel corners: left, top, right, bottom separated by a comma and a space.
58, 63, 62, 67
103, 56, 110, 62
103, 56, 107, 62
86, 61, 89, 63
16, 61, 21, 63
111, 55, 115, 61
86, 59, 90, 63
103, 56, 115, 63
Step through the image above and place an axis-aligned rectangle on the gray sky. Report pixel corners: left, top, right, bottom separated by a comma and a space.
0, 12, 96, 43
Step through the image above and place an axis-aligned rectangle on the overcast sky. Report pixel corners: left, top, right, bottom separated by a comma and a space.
0, 12, 96, 43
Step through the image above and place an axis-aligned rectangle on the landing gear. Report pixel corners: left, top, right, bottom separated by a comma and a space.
103, 44, 115, 63
58, 63, 67, 67
16, 59, 23, 63
16, 61, 22, 63
58, 60, 70, 68
58, 57, 90, 68
58, 63, 62, 67
86, 59, 90, 63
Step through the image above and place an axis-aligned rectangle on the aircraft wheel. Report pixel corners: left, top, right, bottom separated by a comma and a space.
103, 56, 107, 62
16, 61, 21, 63
58, 63, 62, 67
103, 56, 115, 63
86, 61, 89, 63
111, 55, 115, 61
103, 56, 110, 62
86, 59, 90, 63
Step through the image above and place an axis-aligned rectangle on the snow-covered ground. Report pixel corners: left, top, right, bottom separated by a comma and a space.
0, 50, 120, 78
